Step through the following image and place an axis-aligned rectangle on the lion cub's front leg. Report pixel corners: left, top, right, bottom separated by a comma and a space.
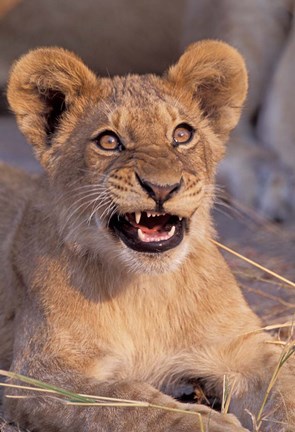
4, 360, 247, 432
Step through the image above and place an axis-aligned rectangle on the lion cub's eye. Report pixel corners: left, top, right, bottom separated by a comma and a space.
94, 131, 124, 152
173, 123, 194, 145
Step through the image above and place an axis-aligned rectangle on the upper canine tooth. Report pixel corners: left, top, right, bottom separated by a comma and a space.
179, 217, 183, 221
135, 212, 141, 224
147, 212, 151, 218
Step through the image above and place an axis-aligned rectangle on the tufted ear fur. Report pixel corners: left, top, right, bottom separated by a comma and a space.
7, 47, 97, 158
166, 40, 248, 138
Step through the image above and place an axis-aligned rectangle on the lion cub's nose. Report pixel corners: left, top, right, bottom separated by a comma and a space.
136, 173, 182, 204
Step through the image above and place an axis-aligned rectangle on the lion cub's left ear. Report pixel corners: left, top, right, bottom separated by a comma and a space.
7, 47, 97, 160
166, 40, 248, 137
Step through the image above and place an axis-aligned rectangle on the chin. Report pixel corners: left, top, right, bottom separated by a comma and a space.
116, 240, 191, 275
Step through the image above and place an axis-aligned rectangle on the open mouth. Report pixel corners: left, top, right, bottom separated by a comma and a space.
109, 211, 185, 253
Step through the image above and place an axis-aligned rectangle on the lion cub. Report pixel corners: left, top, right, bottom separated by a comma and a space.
0, 41, 294, 431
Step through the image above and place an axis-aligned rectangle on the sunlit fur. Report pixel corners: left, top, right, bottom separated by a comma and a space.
0, 41, 294, 432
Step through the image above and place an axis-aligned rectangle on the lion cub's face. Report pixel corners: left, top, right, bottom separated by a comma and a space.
66, 75, 215, 273
7, 41, 247, 273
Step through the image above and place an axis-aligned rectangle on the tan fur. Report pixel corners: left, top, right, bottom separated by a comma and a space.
0, 41, 294, 431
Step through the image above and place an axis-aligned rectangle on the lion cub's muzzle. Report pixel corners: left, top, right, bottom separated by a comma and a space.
108, 174, 186, 253
109, 211, 185, 253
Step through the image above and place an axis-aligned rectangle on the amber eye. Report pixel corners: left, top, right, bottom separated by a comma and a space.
173, 123, 194, 145
94, 131, 124, 152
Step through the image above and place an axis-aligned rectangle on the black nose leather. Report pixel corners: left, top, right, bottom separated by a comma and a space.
136, 173, 182, 203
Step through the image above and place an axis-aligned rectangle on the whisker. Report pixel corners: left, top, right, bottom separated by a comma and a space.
54, 186, 109, 206
106, 205, 119, 227
100, 202, 116, 222
87, 196, 113, 225
61, 195, 112, 233
62, 189, 109, 205
62, 192, 109, 225
65, 199, 114, 238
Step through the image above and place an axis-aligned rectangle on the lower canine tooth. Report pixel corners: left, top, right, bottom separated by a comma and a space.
138, 228, 145, 241
168, 225, 175, 237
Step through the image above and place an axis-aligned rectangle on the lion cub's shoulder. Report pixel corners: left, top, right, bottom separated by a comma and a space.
0, 162, 37, 197
0, 163, 39, 238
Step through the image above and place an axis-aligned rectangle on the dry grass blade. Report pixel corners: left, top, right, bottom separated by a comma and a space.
221, 375, 229, 414
0, 369, 97, 404
256, 341, 295, 431
212, 239, 295, 288
255, 328, 295, 432
0, 369, 205, 430
245, 408, 258, 431
221, 375, 236, 414
264, 340, 291, 346
241, 285, 295, 308
0, 382, 57, 393
242, 321, 294, 336
63, 402, 148, 407
0, 380, 149, 405
0, 370, 149, 405
234, 270, 292, 290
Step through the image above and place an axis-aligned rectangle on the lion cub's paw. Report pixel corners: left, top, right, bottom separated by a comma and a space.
196, 409, 248, 432
165, 404, 249, 432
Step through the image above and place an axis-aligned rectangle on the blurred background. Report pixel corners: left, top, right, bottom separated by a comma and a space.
0, 0, 294, 322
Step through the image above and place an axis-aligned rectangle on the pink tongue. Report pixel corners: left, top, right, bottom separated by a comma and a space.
138, 224, 164, 234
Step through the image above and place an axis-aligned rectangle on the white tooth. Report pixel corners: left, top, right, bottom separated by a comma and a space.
168, 225, 175, 237
147, 212, 151, 218
135, 212, 141, 224
138, 228, 145, 241
179, 217, 183, 221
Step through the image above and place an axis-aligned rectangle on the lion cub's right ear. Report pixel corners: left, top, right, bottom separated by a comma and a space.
7, 47, 97, 161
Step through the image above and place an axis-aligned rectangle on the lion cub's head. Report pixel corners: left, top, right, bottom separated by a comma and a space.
7, 41, 247, 274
